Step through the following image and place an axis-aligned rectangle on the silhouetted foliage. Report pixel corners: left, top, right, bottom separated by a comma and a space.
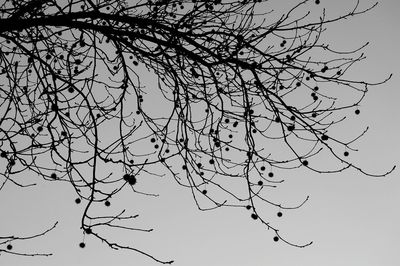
0, 0, 395, 263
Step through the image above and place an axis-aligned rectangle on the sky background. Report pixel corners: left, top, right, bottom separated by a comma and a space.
1, 0, 399, 265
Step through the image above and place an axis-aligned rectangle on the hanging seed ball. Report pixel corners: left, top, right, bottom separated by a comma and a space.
344, 151, 349, 157
273, 236, 279, 242
128, 175, 137, 185
287, 125, 295, 131
246, 205, 252, 210
79, 242, 86, 248
6, 244, 12, 250
251, 213, 258, 220
123, 174, 137, 186
277, 211, 283, 217
75, 198, 81, 204
268, 172, 274, 178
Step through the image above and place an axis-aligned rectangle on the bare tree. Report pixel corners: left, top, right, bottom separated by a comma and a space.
0, 0, 395, 264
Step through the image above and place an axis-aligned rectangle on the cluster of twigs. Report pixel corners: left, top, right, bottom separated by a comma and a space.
0, 0, 394, 263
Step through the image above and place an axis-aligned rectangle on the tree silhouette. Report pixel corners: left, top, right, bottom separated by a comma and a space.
0, 0, 395, 264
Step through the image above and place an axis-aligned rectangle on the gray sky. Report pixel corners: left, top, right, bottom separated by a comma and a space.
1, 0, 399, 265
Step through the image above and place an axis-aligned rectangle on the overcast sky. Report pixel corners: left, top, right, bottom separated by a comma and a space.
1, 0, 399, 265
